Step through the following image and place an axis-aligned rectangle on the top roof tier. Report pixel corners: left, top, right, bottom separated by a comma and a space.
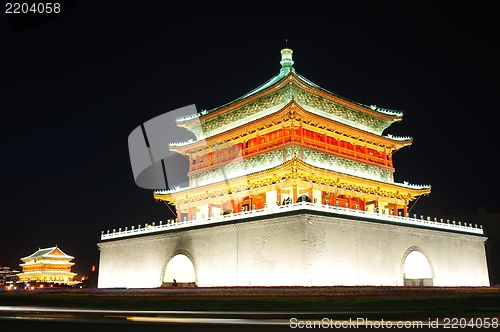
175, 48, 405, 140
20, 246, 75, 261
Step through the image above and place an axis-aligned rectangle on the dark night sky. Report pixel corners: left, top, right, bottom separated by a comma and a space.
1, 2, 499, 281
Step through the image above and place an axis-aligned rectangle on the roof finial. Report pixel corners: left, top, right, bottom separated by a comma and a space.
280, 45, 294, 75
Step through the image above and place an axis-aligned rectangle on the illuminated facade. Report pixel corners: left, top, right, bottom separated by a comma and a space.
0, 266, 19, 285
154, 48, 431, 221
18, 246, 77, 284
98, 49, 488, 288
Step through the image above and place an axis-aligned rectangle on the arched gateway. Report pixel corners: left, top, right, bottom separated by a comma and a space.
401, 247, 434, 286
97, 48, 489, 288
162, 252, 197, 287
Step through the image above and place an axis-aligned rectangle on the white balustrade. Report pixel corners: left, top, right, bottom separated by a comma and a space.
101, 201, 483, 240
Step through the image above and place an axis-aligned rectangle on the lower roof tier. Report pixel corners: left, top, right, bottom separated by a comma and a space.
154, 157, 430, 206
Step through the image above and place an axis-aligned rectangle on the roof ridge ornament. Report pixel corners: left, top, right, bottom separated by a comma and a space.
280, 47, 294, 75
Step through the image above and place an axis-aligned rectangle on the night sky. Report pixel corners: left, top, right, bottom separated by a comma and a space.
1, 2, 499, 283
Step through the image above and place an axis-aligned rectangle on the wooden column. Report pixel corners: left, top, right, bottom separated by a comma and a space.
293, 185, 297, 203
277, 188, 282, 205
403, 204, 408, 217
393, 203, 398, 216
209, 151, 214, 169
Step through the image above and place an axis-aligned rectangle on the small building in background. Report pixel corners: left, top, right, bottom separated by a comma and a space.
17, 246, 77, 285
0, 266, 19, 285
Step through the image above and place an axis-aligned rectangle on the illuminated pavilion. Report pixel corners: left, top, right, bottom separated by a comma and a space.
154, 48, 431, 220
98, 48, 488, 288
17, 246, 77, 284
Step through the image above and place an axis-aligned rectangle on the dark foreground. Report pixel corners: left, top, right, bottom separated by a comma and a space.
1, 286, 499, 331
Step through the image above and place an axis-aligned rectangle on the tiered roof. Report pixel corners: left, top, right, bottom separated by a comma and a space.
155, 48, 430, 198
20, 246, 74, 262
174, 72, 407, 140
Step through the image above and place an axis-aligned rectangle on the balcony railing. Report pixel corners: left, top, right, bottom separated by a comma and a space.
101, 202, 483, 240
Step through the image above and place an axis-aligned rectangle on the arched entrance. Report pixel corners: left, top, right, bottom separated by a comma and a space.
402, 247, 434, 286
163, 253, 197, 287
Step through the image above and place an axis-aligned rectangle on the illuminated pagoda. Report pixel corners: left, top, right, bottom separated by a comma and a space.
154, 48, 431, 219
98, 48, 488, 288
17, 246, 77, 284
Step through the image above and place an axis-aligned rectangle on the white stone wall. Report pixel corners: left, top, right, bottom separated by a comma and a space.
98, 213, 490, 288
